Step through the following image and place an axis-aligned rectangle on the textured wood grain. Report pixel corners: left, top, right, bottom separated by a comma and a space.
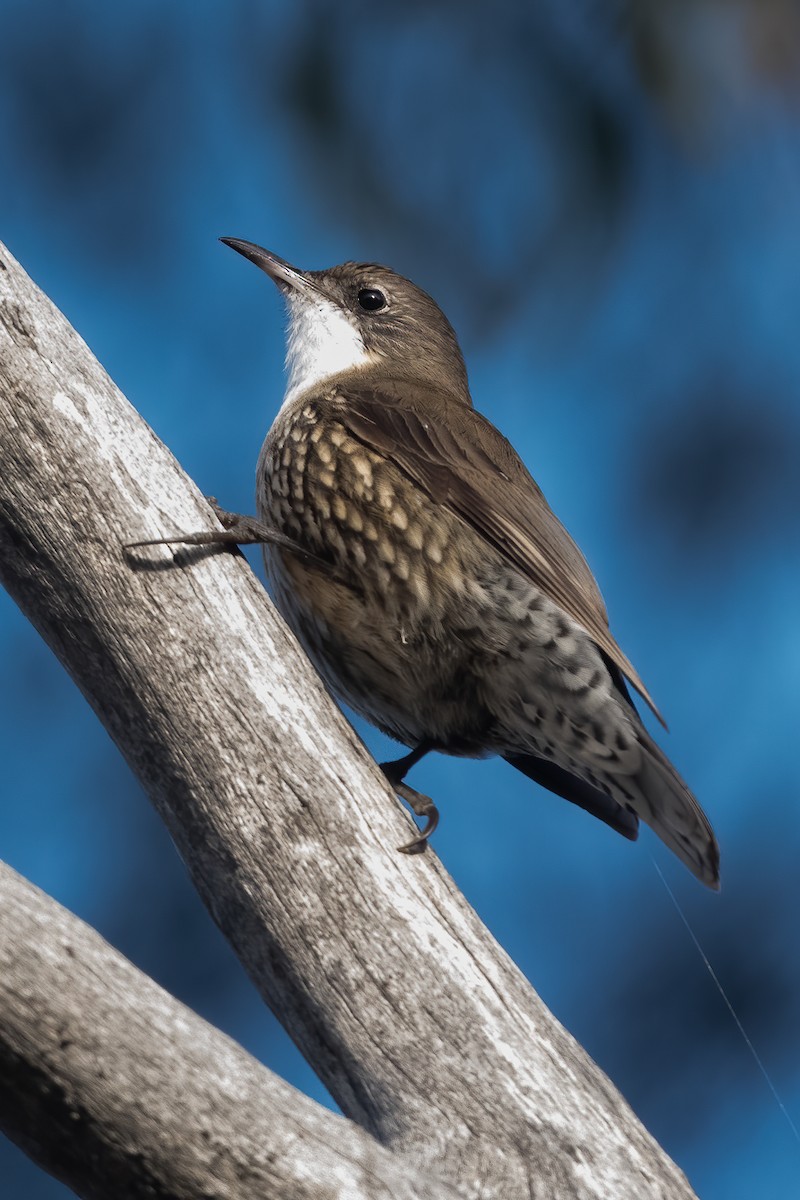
0, 861, 459, 1200
0, 241, 699, 1200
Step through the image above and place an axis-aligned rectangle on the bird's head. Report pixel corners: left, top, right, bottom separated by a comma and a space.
220, 238, 470, 407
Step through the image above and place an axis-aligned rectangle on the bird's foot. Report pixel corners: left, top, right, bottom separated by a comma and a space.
124, 497, 332, 572
380, 743, 438, 853
392, 784, 439, 853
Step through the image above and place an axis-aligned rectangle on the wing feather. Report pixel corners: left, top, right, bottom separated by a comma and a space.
336, 380, 665, 726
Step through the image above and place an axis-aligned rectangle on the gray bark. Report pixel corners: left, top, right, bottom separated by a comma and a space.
0, 860, 462, 1200
0, 241, 698, 1200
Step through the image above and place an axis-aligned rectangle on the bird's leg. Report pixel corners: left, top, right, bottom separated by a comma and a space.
380, 741, 440, 854
124, 497, 334, 573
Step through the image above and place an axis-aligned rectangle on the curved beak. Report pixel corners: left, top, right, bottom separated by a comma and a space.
219, 237, 320, 297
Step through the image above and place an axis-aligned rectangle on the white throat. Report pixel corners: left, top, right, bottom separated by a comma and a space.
282, 291, 371, 408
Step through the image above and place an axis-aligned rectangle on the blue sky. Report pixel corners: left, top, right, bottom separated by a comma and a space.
1, 3, 799, 1196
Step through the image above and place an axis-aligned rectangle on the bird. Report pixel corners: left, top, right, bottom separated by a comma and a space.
162, 237, 720, 889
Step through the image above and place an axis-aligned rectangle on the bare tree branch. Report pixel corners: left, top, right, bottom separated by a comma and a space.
0, 859, 462, 1200
0, 241, 698, 1199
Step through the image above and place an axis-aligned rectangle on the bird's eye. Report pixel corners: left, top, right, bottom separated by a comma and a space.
357, 288, 387, 312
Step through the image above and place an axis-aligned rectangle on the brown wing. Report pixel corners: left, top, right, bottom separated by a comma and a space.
336, 379, 665, 726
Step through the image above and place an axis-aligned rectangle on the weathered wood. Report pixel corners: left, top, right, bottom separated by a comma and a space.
0, 241, 698, 1199
0, 860, 459, 1200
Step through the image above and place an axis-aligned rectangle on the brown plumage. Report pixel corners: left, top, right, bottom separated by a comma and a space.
220, 239, 720, 889
340, 380, 664, 723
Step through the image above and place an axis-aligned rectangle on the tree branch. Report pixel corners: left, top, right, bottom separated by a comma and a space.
0, 860, 460, 1200
0, 241, 698, 1199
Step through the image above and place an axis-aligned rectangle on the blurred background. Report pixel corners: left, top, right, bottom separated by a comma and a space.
1, 1, 799, 1195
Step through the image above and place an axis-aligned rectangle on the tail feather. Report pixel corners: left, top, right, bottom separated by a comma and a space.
506, 752, 640, 841
600, 653, 719, 888
625, 728, 720, 890
507, 731, 719, 889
